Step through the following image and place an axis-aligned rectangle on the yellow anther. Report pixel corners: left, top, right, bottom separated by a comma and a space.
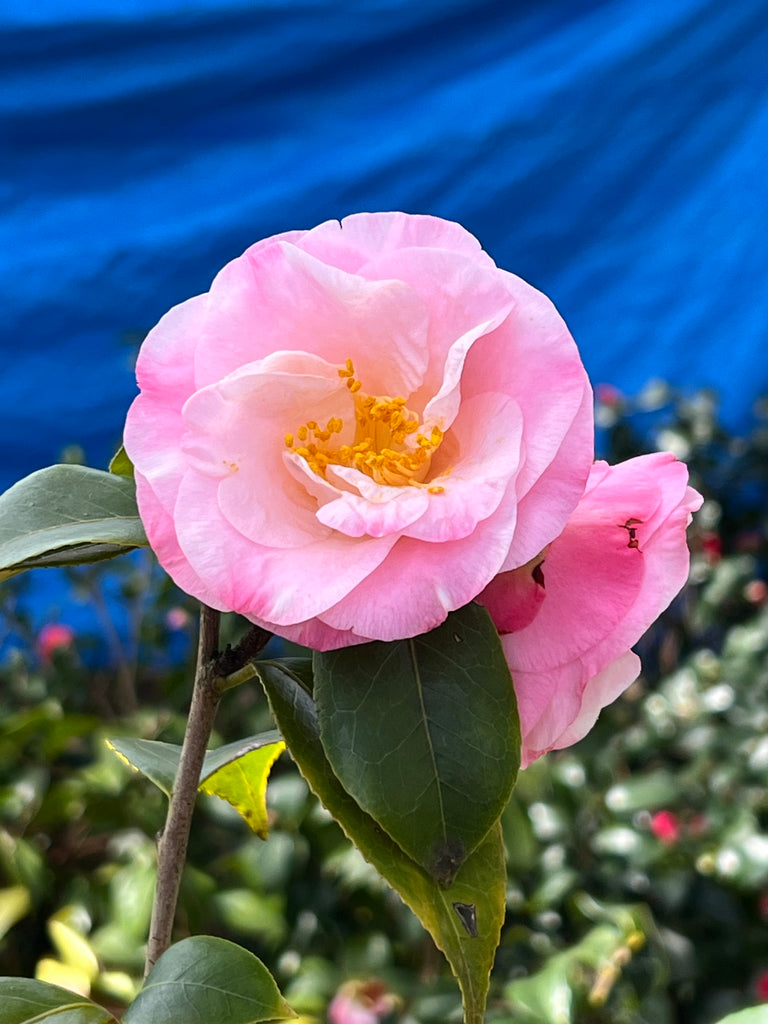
287, 357, 447, 489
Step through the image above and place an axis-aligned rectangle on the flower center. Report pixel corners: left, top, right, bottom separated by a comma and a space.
285, 358, 444, 490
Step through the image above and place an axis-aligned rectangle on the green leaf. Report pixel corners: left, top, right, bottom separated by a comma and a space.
505, 953, 574, 1024
122, 936, 295, 1024
108, 445, 134, 478
711, 1011, 768, 1024
106, 733, 284, 835
0, 465, 147, 581
105, 738, 182, 797
313, 602, 519, 886
0, 977, 117, 1023
258, 661, 506, 1024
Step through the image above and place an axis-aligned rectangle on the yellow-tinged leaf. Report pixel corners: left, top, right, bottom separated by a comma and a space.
0, 885, 31, 939
36, 957, 93, 997
48, 918, 100, 982
200, 742, 285, 838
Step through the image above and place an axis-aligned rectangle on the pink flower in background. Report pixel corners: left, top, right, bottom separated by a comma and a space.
479, 452, 702, 767
328, 980, 399, 1024
650, 810, 681, 845
36, 623, 75, 663
165, 606, 191, 631
125, 213, 593, 649
755, 970, 768, 1001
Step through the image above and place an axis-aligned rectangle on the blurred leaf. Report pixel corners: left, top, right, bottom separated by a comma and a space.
122, 936, 295, 1024
212, 889, 287, 947
605, 772, 680, 815
258, 661, 506, 1024
47, 923, 98, 984
506, 953, 574, 1024
35, 959, 92, 999
0, 466, 146, 581
107, 446, 134, 478
200, 740, 285, 838
0, 977, 117, 1022
0, 886, 31, 940
314, 602, 519, 886
106, 730, 282, 800
711, 1009, 768, 1024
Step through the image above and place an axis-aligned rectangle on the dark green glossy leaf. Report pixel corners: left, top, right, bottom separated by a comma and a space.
258, 661, 506, 1024
313, 602, 519, 886
0, 977, 117, 1023
0, 465, 146, 581
122, 936, 295, 1024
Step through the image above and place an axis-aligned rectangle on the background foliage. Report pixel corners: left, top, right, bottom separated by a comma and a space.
1, 383, 768, 1023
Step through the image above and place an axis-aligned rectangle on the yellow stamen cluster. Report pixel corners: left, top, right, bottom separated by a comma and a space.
284, 359, 445, 489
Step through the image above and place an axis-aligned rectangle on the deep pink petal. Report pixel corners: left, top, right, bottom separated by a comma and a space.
495, 453, 701, 764
513, 652, 640, 768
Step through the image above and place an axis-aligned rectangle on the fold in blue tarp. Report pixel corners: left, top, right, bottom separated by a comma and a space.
2, 0, 767, 501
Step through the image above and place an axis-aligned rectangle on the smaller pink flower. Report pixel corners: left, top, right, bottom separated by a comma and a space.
650, 810, 681, 845
36, 623, 75, 663
479, 452, 702, 767
328, 980, 399, 1024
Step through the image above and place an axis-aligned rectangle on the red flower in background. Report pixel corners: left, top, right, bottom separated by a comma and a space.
36, 623, 75, 663
650, 810, 681, 845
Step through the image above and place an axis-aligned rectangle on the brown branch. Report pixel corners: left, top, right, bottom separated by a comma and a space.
144, 610, 274, 977
144, 604, 221, 977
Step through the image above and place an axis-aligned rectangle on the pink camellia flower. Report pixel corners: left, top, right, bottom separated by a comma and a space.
36, 622, 75, 663
328, 980, 399, 1024
478, 452, 702, 767
124, 213, 593, 649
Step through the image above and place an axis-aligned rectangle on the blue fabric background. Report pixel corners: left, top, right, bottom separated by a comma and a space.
2, 0, 767, 496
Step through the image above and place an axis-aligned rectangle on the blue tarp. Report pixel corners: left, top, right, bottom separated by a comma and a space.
2, 0, 767, 492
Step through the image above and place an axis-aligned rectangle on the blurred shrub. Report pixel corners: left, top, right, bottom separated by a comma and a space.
1, 384, 768, 1022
